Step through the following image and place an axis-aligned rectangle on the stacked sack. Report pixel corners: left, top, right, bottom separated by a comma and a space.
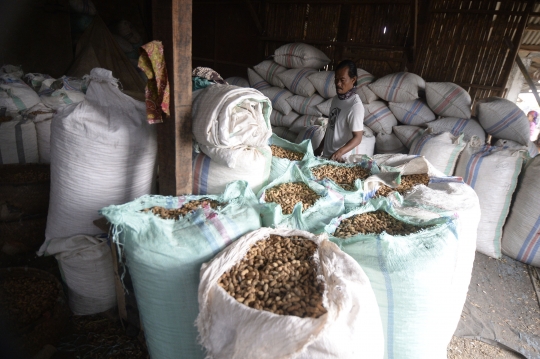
192, 84, 273, 195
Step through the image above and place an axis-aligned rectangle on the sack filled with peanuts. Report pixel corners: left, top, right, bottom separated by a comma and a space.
196, 227, 384, 359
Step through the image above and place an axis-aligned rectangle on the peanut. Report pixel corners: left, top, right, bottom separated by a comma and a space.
265, 182, 320, 215
311, 164, 370, 191
270, 145, 304, 161
376, 173, 429, 198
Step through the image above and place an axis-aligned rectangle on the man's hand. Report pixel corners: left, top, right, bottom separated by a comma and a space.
330, 148, 347, 162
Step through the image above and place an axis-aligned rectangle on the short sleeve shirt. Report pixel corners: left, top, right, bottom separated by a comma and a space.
322, 94, 364, 158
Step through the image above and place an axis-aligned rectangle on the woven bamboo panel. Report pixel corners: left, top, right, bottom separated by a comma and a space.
415, 0, 531, 103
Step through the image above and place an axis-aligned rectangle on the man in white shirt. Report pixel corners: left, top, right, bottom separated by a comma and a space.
315, 60, 364, 161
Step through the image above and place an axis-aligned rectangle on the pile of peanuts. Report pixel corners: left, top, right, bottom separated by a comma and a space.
143, 198, 223, 220
218, 234, 327, 318
376, 173, 430, 197
265, 182, 320, 214
333, 210, 433, 237
311, 164, 370, 191
270, 145, 304, 161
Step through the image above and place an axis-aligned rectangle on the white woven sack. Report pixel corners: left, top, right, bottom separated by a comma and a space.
41, 68, 157, 251
476, 97, 530, 145
0, 65, 24, 79
454, 137, 525, 258
495, 138, 538, 158
224, 77, 249, 88
46, 234, 116, 315
296, 125, 326, 151
375, 132, 407, 154
425, 82, 471, 118
272, 126, 298, 142
253, 60, 287, 88
247, 68, 272, 92
389, 99, 435, 126
192, 85, 272, 167
24, 73, 53, 92
368, 72, 425, 103
501, 156, 540, 266
260, 87, 294, 115
197, 227, 384, 359
41, 89, 85, 110
0, 117, 39, 164
393, 125, 424, 149
307, 71, 336, 99
316, 98, 332, 116
277, 68, 317, 97
427, 117, 485, 143
356, 69, 378, 104
273, 43, 331, 69
349, 135, 376, 157
409, 130, 465, 176
364, 101, 398, 134
290, 115, 320, 133
24, 103, 55, 163
0, 79, 41, 116
270, 110, 300, 127
287, 94, 324, 116
192, 146, 272, 195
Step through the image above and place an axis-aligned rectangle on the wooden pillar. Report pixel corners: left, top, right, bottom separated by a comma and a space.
152, 0, 192, 196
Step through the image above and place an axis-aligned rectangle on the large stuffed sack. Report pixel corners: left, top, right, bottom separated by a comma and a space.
409, 130, 465, 176
375, 132, 407, 154
426, 117, 485, 143
326, 196, 473, 359
316, 98, 332, 116
197, 227, 384, 359
278, 68, 317, 97
0, 78, 41, 116
268, 134, 313, 183
389, 99, 435, 126
368, 72, 425, 103
258, 164, 344, 234
356, 69, 379, 104
24, 103, 55, 163
296, 125, 326, 151
253, 60, 287, 88
307, 71, 337, 99
425, 82, 471, 118
273, 43, 331, 69
352, 132, 376, 157
501, 156, 540, 266
272, 126, 298, 142
192, 85, 272, 168
42, 68, 157, 250
225, 77, 249, 88
0, 116, 39, 164
0, 64, 24, 79
100, 181, 261, 359
476, 97, 530, 146
494, 138, 538, 158
40, 89, 85, 110
270, 110, 300, 127
289, 115, 321, 133
45, 234, 116, 315
286, 94, 325, 116
364, 101, 398, 134
247, 68, 272, 92
192, 146, 272, 195
259, 87, 294, 115
24, 73, 53, 92
393, 125, 424, 149
454, 137, 525, 258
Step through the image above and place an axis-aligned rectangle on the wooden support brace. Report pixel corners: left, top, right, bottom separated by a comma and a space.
505, 37, 540, 108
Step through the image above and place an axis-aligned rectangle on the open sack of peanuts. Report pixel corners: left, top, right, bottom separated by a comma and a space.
196, 227, 384, 359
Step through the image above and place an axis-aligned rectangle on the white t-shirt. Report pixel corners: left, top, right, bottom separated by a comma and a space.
322, 94, 364, 158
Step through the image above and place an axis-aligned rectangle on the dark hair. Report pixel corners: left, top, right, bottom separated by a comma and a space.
335, 60, 358, 86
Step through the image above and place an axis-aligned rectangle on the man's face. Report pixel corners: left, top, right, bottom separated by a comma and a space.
335, 67, 356, 95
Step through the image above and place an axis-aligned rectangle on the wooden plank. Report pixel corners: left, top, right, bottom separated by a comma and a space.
192, 57, 252, 67
520, 44, 540, 51
152, 0, 192, 196
265, 0, 410, 3
259, 37, 406, 50
244, 0, 263, 34
526, 24, 540, 31
505, 37, 540, 107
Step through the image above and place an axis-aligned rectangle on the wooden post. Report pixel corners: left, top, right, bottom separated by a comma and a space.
152, 0, 193, 196
505, 37, 540, 107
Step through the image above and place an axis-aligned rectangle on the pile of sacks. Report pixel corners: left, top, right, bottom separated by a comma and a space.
0, 64, 88, 164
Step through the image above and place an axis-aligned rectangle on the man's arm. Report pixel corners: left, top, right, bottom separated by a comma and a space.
330, 131, 363, 162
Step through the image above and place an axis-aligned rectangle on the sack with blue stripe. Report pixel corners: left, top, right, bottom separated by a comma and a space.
301, 156, 383, 211
258, 163, 344, 233
454, 137, 526, 258
325, 196, 463, 359
268, 133, 313, 183
476, 97, 530, 146
389, 99, 435, 126
409, 129, 466, 176
502, 155, 540, 266
100, 180, 261, 359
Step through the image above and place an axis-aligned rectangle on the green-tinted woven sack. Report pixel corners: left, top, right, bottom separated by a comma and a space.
268, 133, 314, 183
100, 181, 261, 359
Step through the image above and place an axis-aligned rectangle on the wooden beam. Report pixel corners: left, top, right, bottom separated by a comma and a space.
526, 24, 540, 31
259, 37, 406, 50
152, 0, 192, 196
244, 0, 263, 35
520, 44, 540, 51
506, 37, 540, 107
192, 57, 252, 68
